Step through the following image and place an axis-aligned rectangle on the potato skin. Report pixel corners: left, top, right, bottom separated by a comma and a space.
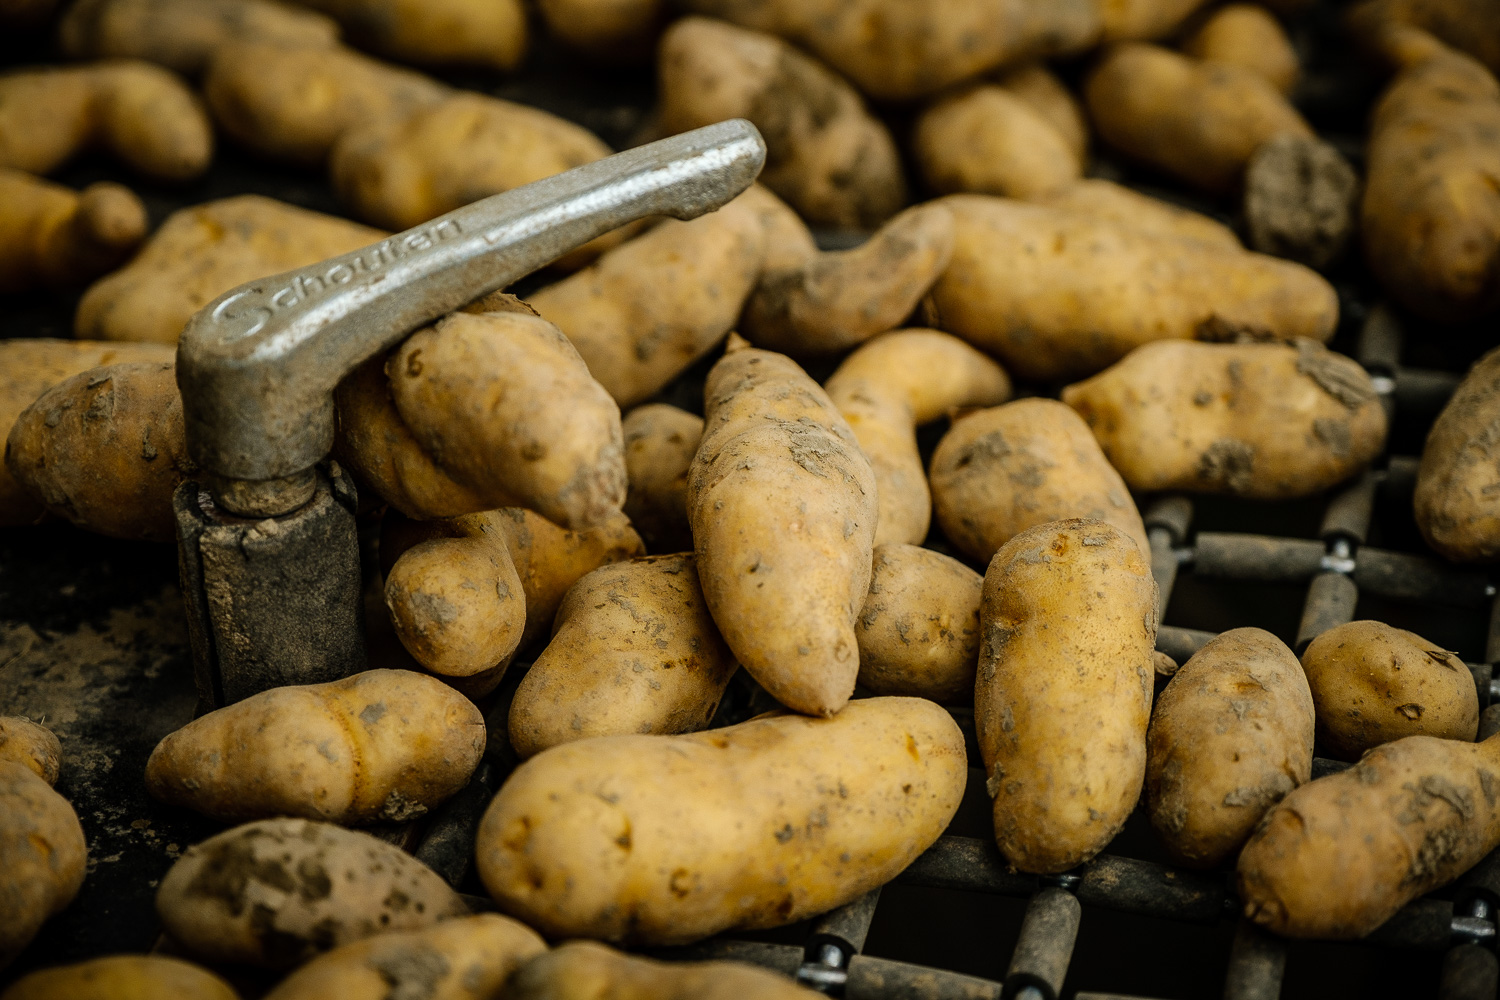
994, 62, 1089, 163
1416, 347, 1500, 561
0, 955, 239, 1000
508, 941, 819, 1000
1035, 178, 1240, 249
1238, 734, 1500, 938
6, 361, 193, 542
156, 817, 468, 968
145, 669, 485, 825
537, 0, 666, 59
1348, 0, 1500, 75
855, 544, 981, 704
0, 718, 61, 786
262, 914, 546, 1000
1062, 340, 1387, 500
1099, 0, 1210, 41
926, 195, 1336, 382
0, 761, 87, 969
976, 519, 1157, 874
825, 329, 1011, 547
1301, 621, 1479, 759
622, 404, 702, 553
297, 0, 527, 73
476, 697, 966, 944
930, 399, 1148, 564
1145, 627, 1314, 869
687, 346, 877, 717
1183, 4, 1300, 94
0, 170, 146, 293
915, 85, 1082, 199
509, 554, 738, 759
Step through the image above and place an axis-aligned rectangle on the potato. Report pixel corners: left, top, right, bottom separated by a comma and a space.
855, 543, 981, 704
76, 195, 385, 344
1061, 340, 1388, 500
0, 761, 87, 969
993, 62, 1089, 164
914, 86, 1082, 199
1183, 4, 1300, 94
1360, 40, 1500, 323
0, 955, 239, 1000
687, 343, 877, 717
622, 404, 701, 553
739, 198, 955, 358
1243, 133, 1359, 269
145, 669, 485, 825
156, 817, 468, 968
929, 399, 1148, 564
1348, 0, 1500, 75
263, 914, 545, 1000
824, 329, 1011, 547
657, 17, 905, 228
6, 361, 193, 542
1145, 628, 1314, 869
528, 191, 766, 408
0, 339, 174, 525
1035, 178, 1240, 249
390, 309, 626, 530
0, 171, 146, 293
0, 718, 61, 786
1416, 347, 1500, 561
1301, 621, 1479, 759
676, 0, 1101, 101
476, 697, 965, 943
536, 0, 665, 60
1085, 43, 1313, 193
295, 0, 526, 72
1238, 733, 1500, 938
509, 554, 738, 759
0, 61, 211, 181
1100, 0, 1211, 41
508, 941, 818, 1000
976, 519, 1157, 874
925, 195, 1337, 382
60, 0, 339, 76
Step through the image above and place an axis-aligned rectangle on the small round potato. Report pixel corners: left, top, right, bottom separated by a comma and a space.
156, 817, 468, 968
1300, 621, 1479, 759
1182, 4, 1300, 94
0, 954, 238, 1000
0, 761, 87, 969
508, 940, 819, 999
0, 717, 61, 786
855, 544, 982, 704
914, 85, 1082, 199
622, 404, 702, 553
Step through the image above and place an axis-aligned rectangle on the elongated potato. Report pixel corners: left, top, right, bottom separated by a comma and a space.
1301, 621, 1478, 759
622, 404, 702, 553
509, 554, 737, 759
477, 697, 965, 944
1036, 178, 1240, 249
977, 519, 1157, 874
1238, 734, 1500, 938
263, 914, 545, 1000
537, 0, 666, 59
1086, 43, 1313, 193
145, 669, 485, 824
1100, 0, 1211, 41
528, 192, 766, 408
0, 718, 61, 786
930, 399, 1148, 564
509, 941, 818, 1000
1416, 347, 1500, 561
1348, 0, 1500, 74
925, 195, 1337, 382
6, 361, 192, 542
855, 544, 981, 704
1062, 340, 1388, 499
994, 62, 1089, 163
824, 329, 1011, 547
76, 195, 385, 344
0, 170, 146, 293
295, 0, 526, 72
915, 85, 1082, 199
157, 817, 468, 968
1145, 628, 1314, 868
0, 761, 87, 969
0, 955, 239, 1000
0, 339, 174, 525
658, 17, 904, 228
687, 344, 877, 717
1183, 4, 1300, 94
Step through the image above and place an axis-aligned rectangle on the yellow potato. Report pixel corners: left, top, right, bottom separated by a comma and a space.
1145, 627, 1314, 868
824, 329, 1011, 547
1100, 0, 1212, 40
476, 697, 966, 944
687, 343, 877, 717
156, 817, 468, 968
930, 398, 1148, 564
1061, 340, 1388, 499
855, 543, 981, 704
1416, 347, 1500, 561
993, 62, 1089, 163
915, 85, 1082, 199
509, 553, 738, 758
1238, 734, 1500, 938
976, 519, 1157, 873
926, 194, 1336, 382
622, 403, 701, 553
1301, 621, 1479, 759
295, 0, 526, 72
1348, 0, 1499, 75
1035, 178, 1240, 249
0, 955, 239, 1000
0, 718, 61, 786
0, 761, 87, 969
76, 195, 385, 344
0, 170, 146, 293
508, 940, 819, 1000
536, 0, 665, 60
1183, 4, 1300, 94
263, 914, 545, 1000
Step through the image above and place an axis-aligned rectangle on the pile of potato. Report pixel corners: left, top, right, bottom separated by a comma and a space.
4, 0, 1500, 993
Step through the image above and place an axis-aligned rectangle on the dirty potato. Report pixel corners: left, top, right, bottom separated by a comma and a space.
0, 170, 146, 293
993, 62, 1090, 163
0, 761, 87, 969
622, 404, 702, 553
855, 544, 982, 704
0, 955, 239, 1000
1416, 347, 1500, 562
914, 85, 1082, 199
295, 0, 527, 73
1035, 178, 1240, 249
0, 718, 61, 786
1183, 4, 1300, 93
508, 941, 819, 1000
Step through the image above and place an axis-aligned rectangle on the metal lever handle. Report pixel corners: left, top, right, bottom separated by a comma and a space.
176, 119, 766, 516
